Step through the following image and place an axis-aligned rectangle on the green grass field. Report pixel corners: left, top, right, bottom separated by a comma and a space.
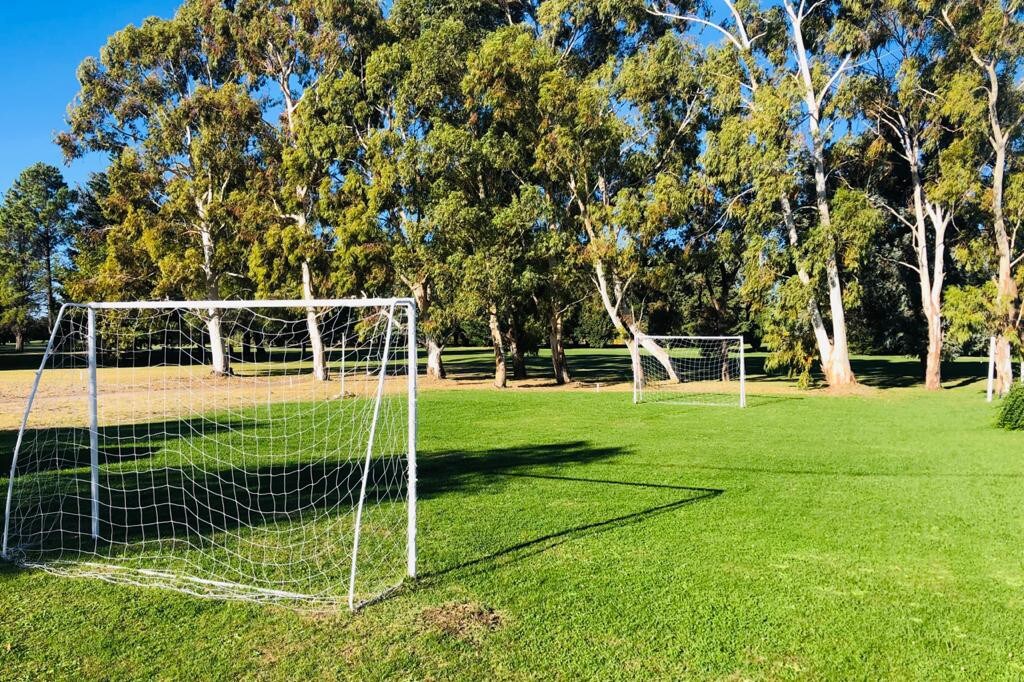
1, 347, 1023, 680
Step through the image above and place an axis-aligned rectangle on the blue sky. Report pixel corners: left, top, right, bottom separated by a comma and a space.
0, 2, 180, 193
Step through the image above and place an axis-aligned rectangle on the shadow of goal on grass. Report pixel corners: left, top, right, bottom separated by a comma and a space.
418, 472, 723, 583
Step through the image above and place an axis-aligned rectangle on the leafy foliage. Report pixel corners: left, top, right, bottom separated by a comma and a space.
995, 382, 1024, 430
2, 0, 1022, 390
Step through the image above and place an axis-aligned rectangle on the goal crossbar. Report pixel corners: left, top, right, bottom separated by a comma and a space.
68, 298, 416, 310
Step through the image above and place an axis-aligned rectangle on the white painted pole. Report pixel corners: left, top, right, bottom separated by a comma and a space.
341, 331, 346, 398
739, 335, 747, 408
87, 308, 100, 540
406, 302, 418, 580
632, 335, 641, 405
3, 305, 71, 557
987, 336, 996, 403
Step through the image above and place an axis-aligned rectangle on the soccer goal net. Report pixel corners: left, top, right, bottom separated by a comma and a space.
633, 335, 746, 408
2, 299, 416, 609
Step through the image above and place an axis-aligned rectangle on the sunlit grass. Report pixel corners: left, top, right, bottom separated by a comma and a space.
1, 348, 1021, 679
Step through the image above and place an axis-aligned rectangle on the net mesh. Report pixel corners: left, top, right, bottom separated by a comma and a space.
2, 301, 414, 609
634, 335, 745, 407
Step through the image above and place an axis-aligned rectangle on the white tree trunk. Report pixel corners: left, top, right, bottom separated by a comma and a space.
199, 223, 229, 376
788, 1, 857, 387
591, 258, 680, 382
410, 281, 446, 379
977, 57, 1020, 396
301, 260, 328, 382
905, 144, 948, 391
426, 340, 445, 380
992, 151, 1018, 396
993, 335, 1014, 396
206, 310, 229, 376
822, 258, 856, 386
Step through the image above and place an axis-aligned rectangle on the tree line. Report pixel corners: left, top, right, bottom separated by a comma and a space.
0, 0, 1021, 392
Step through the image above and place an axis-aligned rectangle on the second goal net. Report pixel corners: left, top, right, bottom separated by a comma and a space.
2, 299, 416, 609
633, 335, 746, 408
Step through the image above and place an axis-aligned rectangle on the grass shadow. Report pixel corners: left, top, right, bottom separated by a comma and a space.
417, 464, 723, 584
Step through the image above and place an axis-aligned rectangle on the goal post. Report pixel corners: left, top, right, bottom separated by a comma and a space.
633, 334, 747, 408
2, 299, 417, 609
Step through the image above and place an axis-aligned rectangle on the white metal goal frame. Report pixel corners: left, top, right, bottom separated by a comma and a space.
632, 334, 747, 408
1, 298, 418, 610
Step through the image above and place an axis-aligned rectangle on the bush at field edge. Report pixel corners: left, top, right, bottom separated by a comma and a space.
995, 382, 1024, 430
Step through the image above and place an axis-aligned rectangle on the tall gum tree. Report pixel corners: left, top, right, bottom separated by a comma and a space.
939, 0, 1024, 396
59, 2, 267, 375
858, 5, 973, 390
463, 24, 585, 384
647, 0, 875, 387
534, 62, 688, 381
316, 7, 504, 381
235, 0, 385, 382
533, 0, 693, 381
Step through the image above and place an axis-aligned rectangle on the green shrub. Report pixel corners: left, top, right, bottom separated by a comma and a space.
996, 382, 1024, 430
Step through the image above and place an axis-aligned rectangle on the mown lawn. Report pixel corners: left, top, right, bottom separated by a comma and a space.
1, 350, 1022, 680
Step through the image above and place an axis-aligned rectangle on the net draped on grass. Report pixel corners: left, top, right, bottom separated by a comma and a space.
2, 300, 416, 609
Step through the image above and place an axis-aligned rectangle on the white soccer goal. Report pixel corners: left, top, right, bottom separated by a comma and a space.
633, 335, 746, 408
2, 299, 417, 610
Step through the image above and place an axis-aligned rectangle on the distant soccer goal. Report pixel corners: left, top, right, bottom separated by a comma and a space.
2, 299, 417, 609
633, 335, 746, 408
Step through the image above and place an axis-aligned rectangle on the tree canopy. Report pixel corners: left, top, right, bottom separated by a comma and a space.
1, 0, 1022, 392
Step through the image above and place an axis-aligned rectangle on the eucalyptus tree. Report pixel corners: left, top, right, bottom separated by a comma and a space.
531, 1, 698, 380
938, 0, 1024, 396
65, 173, 111, 304
528, 30, 705, 380
62, 172, 137, 304
308, 2, 519, 381
647, 0, 881, 387
462, 24, 588, 384
857, 4, 975, 389
530, 191, 588, 384
234, 0, 385, 381
59, 1, 269, 375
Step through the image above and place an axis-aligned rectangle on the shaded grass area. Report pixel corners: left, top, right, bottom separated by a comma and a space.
1, 379, 1022, 679
1, 398, 416, 603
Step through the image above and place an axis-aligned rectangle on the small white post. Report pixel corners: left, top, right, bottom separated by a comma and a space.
632, 335, 641, 405
340, 332, 346, 398
739, 336, 747, 408
87, 307, 100, 540
406, 303, 418, 580
987, 336, 996, 403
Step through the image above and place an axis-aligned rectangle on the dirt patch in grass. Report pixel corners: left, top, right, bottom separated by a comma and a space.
420, 602, 503, 643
